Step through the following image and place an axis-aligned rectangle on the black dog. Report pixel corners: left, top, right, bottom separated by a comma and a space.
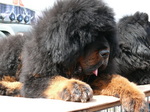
115, 12, 150, 85
0, 0, 147, 111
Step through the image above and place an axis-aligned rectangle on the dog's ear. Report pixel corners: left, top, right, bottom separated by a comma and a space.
134, 12, 148, 20
134, 12, 149, 24
140, 13, 148, 22
45, 24, 68, 63
47, 26, 79, 65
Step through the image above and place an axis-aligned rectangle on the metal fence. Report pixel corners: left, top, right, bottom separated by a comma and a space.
99, 96, 150, 112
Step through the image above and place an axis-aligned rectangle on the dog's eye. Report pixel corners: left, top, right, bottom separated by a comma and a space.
99, 49, 110, 58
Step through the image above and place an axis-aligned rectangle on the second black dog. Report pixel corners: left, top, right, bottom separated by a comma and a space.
115, 12, 150, 85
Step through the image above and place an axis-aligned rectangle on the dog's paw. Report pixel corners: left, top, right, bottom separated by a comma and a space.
44, 77, 93, 102
121, 90, 147, 112
60, 79, 93, 102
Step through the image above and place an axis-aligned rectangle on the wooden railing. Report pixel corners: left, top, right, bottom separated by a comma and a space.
73, 84, 150, 112
0, 85, 150, 112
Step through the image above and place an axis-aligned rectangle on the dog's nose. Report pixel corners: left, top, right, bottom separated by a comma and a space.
99, 50, 110, 58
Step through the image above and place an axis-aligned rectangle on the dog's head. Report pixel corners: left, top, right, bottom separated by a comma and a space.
78, 36, 110, 76
34, 0, 119, 76
115, 12, 150, 74
118, 12, 150, 61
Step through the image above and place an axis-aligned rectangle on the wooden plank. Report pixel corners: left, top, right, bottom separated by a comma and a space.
0, 85, 149, 112
72, 84, 150, 111
138, 84, 150, 96
0, 95, 120, 112
71, 95, 121, 112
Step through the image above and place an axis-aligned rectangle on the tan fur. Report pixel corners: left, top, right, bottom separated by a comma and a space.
0, 76, 22, 96
0, 80, 22, 97
2, 76, 17, 82
0, 81, 22, 90
44, 76, 68, 99
43, 76, 93, 102
91, 74, 146, 112
79, 51, 102, 69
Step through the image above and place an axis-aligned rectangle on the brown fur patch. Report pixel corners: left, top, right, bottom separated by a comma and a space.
33, 74, 41, 78
79, 49, 109, 72
91, 74, 147, 112
44, 76, 67, 99
91, 75, 144, 96
2, 76, 17, 82
79, 51, 101, 69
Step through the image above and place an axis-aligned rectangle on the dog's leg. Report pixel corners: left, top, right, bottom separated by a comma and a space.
91, 74, 147, 112
43, 76, 93, 102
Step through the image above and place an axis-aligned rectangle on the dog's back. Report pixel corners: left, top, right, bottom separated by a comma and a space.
0, 34, 26, 78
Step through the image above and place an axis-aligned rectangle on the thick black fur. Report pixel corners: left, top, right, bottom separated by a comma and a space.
20, 0, 118, 97
0, 34, 26, 79
115, 12, 150, 84
0, 0, 118, 97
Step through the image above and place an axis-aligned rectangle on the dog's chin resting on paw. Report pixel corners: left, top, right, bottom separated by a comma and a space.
0, 0, 147, 111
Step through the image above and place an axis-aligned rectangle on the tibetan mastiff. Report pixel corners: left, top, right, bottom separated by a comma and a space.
0, 0, 147, 111
115, 12, 150, 85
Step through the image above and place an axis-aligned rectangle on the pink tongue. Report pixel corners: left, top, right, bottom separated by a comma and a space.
93, 69, 98, 76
